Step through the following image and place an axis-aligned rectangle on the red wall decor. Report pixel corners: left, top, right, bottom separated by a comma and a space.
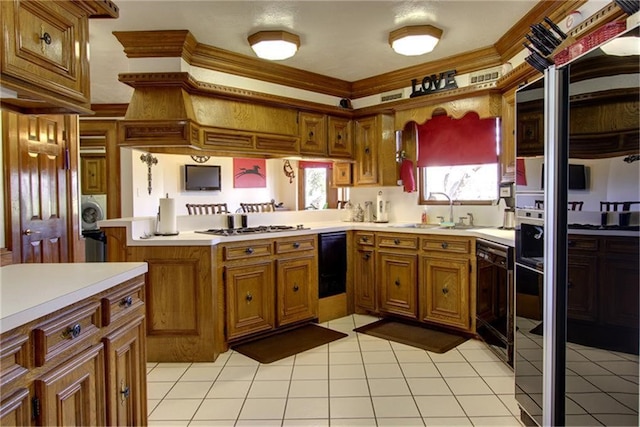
233, 158, 267, 188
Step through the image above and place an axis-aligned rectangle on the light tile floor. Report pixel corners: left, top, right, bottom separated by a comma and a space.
146, 314, 522, 426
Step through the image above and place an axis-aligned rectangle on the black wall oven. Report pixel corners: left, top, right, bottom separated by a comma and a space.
476, 239, 514, 366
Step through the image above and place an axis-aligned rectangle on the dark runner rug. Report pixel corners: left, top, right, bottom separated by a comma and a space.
354, 318, 468, 353
232, 324, 348, 364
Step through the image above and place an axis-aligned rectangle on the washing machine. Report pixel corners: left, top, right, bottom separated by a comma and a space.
81, 195, 106, 261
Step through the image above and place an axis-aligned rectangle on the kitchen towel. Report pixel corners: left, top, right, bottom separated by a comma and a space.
400, 158, 416, 192
158, 196, 177, 235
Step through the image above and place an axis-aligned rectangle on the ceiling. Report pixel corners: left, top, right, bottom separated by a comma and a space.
88, 0, 542, 105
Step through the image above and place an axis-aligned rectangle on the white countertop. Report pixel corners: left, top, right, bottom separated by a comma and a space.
0, 262, 148, 333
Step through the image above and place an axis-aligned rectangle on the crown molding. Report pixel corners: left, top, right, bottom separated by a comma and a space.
113, 30, 198, 59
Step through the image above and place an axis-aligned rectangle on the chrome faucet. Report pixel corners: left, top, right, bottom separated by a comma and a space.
429, 192, 453, 223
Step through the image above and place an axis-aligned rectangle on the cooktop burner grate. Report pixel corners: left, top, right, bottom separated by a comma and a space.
195, 225, 307, 236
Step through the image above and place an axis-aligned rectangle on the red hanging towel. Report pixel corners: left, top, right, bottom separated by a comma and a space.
516, 158, 527, 186
400, 158, 416, 192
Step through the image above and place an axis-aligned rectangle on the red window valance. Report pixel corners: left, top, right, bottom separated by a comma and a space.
299, 161, 333, 169
417, 112, 499, 167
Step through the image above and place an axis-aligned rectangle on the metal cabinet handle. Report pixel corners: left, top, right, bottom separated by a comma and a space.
337, 134, 342, 140
293, 284, 299, 292
394, 279, 400, 286
441, 242, 448, 249
394, 239, 400, 245
363, 253, 371, 260
120, 385, 130, 402
309, 131, 314, 138
365, 147, 370, 154
362, 236, 369, 242
245, 247, 254, 254
567, 281, 574, 289
40, 32, 52, 45
293, 242, 300, 249
23, 229, 41, 236
120, 296, 133, 307
246, 293, 253, 302
63, 324, 82, 339
568, 240, 575, 247
442, 287, 449, 295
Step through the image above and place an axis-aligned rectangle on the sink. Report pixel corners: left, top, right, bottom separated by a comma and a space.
439, 224, 475, 230
390, 223, 440, 229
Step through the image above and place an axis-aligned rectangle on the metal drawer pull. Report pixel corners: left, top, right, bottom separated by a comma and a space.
120, 296, 133, 307
441, 242, 448, 249
363, 253, 371, 260
362, 236, 369, 242
568, 281, 574, 289
40, 32, 52, 45
394, 239, 400, 245
120, 380, 130, 402
246, 293, 253, 302
245, 247, 254, 254
293, 284, 299, 292
293, 242, 300, 249
63, 324, 82, 339
442, 287, 449, 295
395, 279, 400, 286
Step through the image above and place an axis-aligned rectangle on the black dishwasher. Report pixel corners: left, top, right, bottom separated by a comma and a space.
318, 232, 347, 298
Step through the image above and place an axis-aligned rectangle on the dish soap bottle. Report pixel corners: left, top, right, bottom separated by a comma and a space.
421, 207, 429, 224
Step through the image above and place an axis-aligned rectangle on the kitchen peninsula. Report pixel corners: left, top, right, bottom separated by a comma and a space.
0, 262, 148, 425
99, 210, 516, 363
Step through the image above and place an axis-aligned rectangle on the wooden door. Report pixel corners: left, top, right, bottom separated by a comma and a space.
328, 116, 352, 158
601, 254, 639, 328
103, 317, 147, 426
378, 251, 417, 319
567, 254, 598, 322
277, 255, 317, 326
354, 248, 376, 311
17, 115, 70, 263
299, 112, 327, 155
0, 388, 31, 426
333, 162, 352, 186
420, 256, 470, 330
34, 343, 105, 426
226, 261, 275, 340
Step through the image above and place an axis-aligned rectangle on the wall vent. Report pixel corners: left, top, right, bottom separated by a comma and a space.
469, 66, 502, 85
380, 90, 403, 103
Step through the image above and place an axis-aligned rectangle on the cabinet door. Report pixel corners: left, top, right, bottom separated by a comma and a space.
567, 254, 598, 322
226, 261, 275, 340
601, 254, 639, 328
0, 388, 30, 426
354, 248, 376, 311
277, 255, 317, 326
354, 116, 378, 185
81, 154, 106, 194
378, 251, 417, 319
332, 162, 352, 186
1, 0, 90, 108
34, 343, 105, 426
299, 112, 327, 155
328, 116, 352, 158
103, 317, 146, 427
420, 256, 470, 330
476, 257, 497, 321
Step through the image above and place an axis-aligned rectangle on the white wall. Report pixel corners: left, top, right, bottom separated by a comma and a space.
123, 149, 299, 216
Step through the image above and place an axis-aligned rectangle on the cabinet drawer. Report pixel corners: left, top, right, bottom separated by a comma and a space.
101, 277, 145, 326
604, 236, 638, 253
421, 237, 471, 254
568, 235, 599, 252
0, 333, 29, 388
32, 301, 101, 367
377, 234, 418, 250
276, 236, 315, 254
224, 241, 273, 260
355, 232, 374, 246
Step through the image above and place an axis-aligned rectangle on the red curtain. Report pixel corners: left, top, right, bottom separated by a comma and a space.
298, 161, 333, 169
417, 112, 498, 167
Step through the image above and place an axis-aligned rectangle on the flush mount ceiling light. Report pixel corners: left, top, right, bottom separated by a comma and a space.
389, 25, 443, 56
600, 37, 640, 56
248, 30, 300, 60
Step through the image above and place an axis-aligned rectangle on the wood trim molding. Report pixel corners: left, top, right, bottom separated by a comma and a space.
113, 30, 197, 60
88, 104, 128, 118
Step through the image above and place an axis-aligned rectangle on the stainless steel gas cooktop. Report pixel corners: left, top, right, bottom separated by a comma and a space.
195, 224, 308, 237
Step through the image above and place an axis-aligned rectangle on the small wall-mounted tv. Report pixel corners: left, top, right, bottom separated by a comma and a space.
185, 164, 221, 191
541, 164, 587, 190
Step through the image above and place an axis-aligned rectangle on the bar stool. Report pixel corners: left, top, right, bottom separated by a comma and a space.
568, 201, 583, 211
186, 203, 229, 215
240, 202, 276, 213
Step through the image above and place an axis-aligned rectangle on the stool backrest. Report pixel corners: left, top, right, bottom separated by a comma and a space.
186, 203, 229, 215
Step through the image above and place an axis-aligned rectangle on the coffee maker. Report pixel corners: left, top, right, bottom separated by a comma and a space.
499, 182, 516, 229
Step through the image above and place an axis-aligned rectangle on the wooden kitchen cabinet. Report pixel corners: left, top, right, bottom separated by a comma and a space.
81, 154, 107, 194
299, 112, 327, 156
354, 232, 376, 312
277, 255, 317, 326
354, 114, 397, 186
377, 233, 418, 319
0, 0, 95, 114
419, 235, 475, 331
333, 161, 353, 186
0, 388, 30, 426
567, 235, 598, 322
600, 237, 639, 328
328, 116, 353, 158
226, 261, 275, 340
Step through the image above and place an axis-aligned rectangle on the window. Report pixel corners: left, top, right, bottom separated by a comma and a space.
417, 112, 499, 204
297, 161, 337, 209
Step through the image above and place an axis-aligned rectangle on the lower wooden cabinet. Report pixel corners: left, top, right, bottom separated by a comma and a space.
420, 256, 470, 330
226, 261, 275, 340
378, 251, 418, 319
354, 247, 376, 311
0, 275, 147, 427
221, 235, 319, 342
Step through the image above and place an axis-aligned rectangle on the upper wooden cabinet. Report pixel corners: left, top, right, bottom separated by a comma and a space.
299, 112, 327, 156
328, 116, 353, 158
354, 114, 398, 186
81, 154, 107, 194
0, 0, 116, 114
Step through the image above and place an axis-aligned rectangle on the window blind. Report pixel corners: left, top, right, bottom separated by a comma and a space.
417, 112, 498, 167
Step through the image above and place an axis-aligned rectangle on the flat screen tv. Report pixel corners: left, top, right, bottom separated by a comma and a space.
541, 164, 587, 190
185, 164, 221, 191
